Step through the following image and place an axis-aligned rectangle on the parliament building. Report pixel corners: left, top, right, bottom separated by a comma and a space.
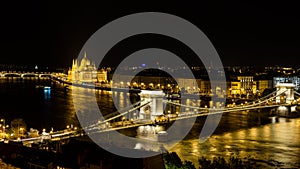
68, 52, 107, 83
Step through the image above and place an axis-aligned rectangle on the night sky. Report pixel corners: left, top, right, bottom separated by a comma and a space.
1, 1, 300, 68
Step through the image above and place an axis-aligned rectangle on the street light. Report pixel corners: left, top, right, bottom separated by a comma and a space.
0, 119, 5, 133
122, 117, 126, 126
19, 127, 24, 137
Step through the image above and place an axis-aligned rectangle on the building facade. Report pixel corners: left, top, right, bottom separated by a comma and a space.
257, 80, 273, 93
273, 76, 300, 90
227, 76, 257, 98
68, 52, 107, 83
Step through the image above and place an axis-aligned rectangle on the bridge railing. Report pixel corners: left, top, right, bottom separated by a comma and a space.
294, 90, 300, 97
83, 100, 152, 131
165, 89, 287, 113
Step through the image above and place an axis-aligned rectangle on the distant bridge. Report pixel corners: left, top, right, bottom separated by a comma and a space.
0, 71, 52, 78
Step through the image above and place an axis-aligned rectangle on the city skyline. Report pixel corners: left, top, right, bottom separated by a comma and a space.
1, 2, 300, 168
1, 1, 300, 67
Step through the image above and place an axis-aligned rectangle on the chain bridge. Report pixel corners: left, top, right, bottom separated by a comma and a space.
15, 82, 300, 144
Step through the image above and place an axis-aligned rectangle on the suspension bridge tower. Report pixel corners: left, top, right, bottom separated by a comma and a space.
276, 83, 295, 104
139, 90, 165, 121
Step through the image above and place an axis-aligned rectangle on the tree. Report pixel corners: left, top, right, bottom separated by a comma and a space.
11, 118, 27, 138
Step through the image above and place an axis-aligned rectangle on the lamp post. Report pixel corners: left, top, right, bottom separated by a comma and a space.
122, 116, 126, 126
19, 127, 24, 137
0, 119, 5, 133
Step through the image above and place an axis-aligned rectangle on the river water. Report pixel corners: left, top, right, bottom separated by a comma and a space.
0, 78, 299, 168
171, 117, 300, 168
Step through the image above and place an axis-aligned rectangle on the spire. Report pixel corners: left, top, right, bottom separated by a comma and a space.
72, 59, 74, 70
84, 51, 87, 58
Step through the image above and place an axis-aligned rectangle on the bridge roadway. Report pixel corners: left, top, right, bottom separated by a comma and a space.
84, 89, 290, 133
85, 102, 288, 132
15, 103, 289, 144
13, 89, 299, 144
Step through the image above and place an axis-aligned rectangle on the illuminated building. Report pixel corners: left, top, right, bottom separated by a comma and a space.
273, 76, 300, 90
257, 80, 273, 93
199, 80, 211, 94
177, 78, 200, 93
237, 76, 255, 94
68, 52, 107, 83
97, 69, 108, 82
228, 81, 241, 97
227, 76, 257, 98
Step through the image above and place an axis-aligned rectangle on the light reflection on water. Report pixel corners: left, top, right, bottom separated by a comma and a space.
170, 118, 300, 168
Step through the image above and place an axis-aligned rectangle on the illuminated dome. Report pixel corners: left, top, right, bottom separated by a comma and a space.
79, 52, 91, 71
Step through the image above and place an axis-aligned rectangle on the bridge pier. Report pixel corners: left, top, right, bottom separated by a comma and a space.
276, 83, 295, 104
139, 90, 165, 121
276, 105, 299, 118
276, 105, 290, 117
55, 140, 63, 153
274, 83, 300, 117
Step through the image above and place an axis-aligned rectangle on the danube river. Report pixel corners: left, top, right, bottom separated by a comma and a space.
0, 78, 299, 168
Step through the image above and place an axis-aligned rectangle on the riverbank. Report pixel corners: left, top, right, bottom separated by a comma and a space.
0, 136, 165, 169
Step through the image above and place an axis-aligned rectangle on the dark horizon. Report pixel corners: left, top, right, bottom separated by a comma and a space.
1, 1, 300, 68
